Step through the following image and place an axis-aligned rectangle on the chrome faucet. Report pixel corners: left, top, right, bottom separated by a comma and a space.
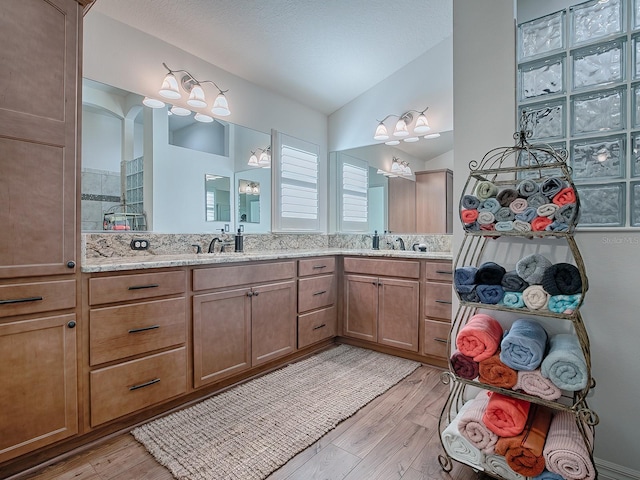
208, 237, 221, 253
395, 237, 406, 250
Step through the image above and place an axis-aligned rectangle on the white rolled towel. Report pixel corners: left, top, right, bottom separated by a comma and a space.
483, 453, 526, 480
441, 401, 485, 469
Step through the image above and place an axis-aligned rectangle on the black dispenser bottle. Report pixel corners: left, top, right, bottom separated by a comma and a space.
372, 230, 380, 250
234, 228, 244, 253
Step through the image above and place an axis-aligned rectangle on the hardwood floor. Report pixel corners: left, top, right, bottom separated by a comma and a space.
14, 365, 481, 480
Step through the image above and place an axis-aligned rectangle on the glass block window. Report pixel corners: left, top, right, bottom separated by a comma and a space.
518, 0, 640, 228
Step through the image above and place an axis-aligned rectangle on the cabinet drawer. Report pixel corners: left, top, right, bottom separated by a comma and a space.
298, 306, 337, 349
89, 271, 186, 306
90, 347, 187, 427
193, 261, 295, 291
298, 257, 336, 277
424, 282, 453, 321
89, 297, 187, 366
0, 280, 75, 318
343, 257, 420, 279
423, 319, 450, 359
298, 275, 336, 313
424, 262, 453, 283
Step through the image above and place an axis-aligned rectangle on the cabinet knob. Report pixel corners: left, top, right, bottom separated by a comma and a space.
67, 260, 76, 268
253, 291, 259, 296
67, 321, 76, 328
247, 291, 254, 297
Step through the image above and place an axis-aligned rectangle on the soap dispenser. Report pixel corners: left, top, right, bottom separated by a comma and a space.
234, 228, 244, 253
372, 230, 380, 250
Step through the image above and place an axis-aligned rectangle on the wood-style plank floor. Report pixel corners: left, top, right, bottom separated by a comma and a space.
15, 365, 482, 480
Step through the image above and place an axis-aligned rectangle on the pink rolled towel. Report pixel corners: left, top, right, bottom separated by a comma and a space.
482, 392, 531, 437
543, 410, 595, 480
456, 313, 504, 362
514, 369, 562, 401
458, 391, 498, 453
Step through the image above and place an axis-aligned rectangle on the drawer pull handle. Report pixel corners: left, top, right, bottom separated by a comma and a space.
129, 378, 160, 391
434, 337, 448, 344
128, 284, 159, 291
312, 265, 327, 269
0, 296, 43, 305
128, 325, 160, 334
313, 324, 327, 330
435, 270, 453, 275
313, 290, 327, 296
435, 300, 452, 304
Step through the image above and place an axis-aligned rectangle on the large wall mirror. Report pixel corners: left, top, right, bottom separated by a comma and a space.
81, 78, 271, 234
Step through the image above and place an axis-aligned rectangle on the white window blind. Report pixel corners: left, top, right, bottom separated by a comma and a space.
342, 163, 368, 226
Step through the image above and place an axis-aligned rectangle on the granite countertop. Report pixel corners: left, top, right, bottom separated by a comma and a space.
81, 248, 453, 273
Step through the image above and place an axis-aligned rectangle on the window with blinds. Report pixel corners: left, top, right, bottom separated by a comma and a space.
340, 158, 369, 232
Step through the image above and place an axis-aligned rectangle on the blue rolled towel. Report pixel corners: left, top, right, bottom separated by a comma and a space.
495, 221, 514, 231
533, 469, 565, 480
457, 284, 480, 303
517, 179, 539, 197
515, 206, 537, 223
501, 270, 529, 292
500, 318, 548, 371
465, 221, 480, 231
462, 194, 481, 209
541, 333, 588, 391
476, 284, 504, 304
475, 261, 506, 285
527, 192, 549, 209
478, 198, 501, 214
548, 294, 581, 314
494, 207, 515, 222
516, 253, 552, 285
554, 203, 577, 224
545, 220, 569, 232
454, 266, 478, 288
540, 177, 566, 200
501, 291, 525, 308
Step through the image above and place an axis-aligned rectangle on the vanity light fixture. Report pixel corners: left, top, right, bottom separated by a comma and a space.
239, 181, 260, 195
377, 157, 413, 179
373, 107, 432, 145
248, 146, 271, 168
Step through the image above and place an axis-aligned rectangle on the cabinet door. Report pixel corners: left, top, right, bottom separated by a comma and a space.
251, 280, 296, 367
0, 314, 77, 463
378, 278, 420, 352
193, 288, 251, 387
343, 274, 378, 342
388, 177, 417, 233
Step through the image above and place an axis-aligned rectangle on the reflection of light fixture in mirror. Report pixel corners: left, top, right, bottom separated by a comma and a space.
239, 181, 260, 195
170, 105, 191, 116
377, 157, 414, 179
596, 147, 610, 162
194, 113, 214, 123
156, 62, 231, 116
374, 107, 431, 145
423, 132, 441, 139
248, 146, 271, 168
143, 97, 165, 108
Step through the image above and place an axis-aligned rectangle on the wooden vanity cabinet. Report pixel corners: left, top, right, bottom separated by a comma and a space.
421, 260, 454, 366
343, 257, 420, 352
297, 257, 337, 348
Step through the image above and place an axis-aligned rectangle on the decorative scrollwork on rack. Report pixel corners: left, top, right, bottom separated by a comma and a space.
440, 370, 454, 385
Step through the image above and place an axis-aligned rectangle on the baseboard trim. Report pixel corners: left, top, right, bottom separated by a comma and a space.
596, 458, 640, 480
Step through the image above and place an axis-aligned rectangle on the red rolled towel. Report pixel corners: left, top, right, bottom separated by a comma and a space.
451, 351, 479, 380
552, 187, 576, 206
461, 209, 479, 223
455, 313, 503, 362
482, 392, 531, 437
479, 353, 518, 388
531, 216, 553, 231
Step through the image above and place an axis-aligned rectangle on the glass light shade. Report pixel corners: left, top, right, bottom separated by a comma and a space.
424, 132, 441, 139
245, 184, 253, 193
170, 106, 191, 116
159, 73, 182, 99
403, 164, 412, 176
211, 93, 231, 116
376, 168, 386, 175
143, 97, 165, 108
391, 161, 403, 174
374, 122, 389, 141
248, 153, 259, 167
194, 113, 214, 123
258, 151, 270, 166
403, 137, 419, 142
252, 185, 260, 194
385, 140, 400, 146
413, 113, 431, 134
187, 85, 207, 108
393, 119, 409, 137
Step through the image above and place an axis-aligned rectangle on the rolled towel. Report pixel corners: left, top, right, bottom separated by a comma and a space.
495, 207, 515, 222
480, 223, 497, 232
516, 253, 552, 284
495, 221, 514, 232
495, 404, 553, 477
479, 353, 518, 388
451, 351, 479, 380
462, 194, 481, 209
458, 391, 498, 453
477, 211, 496, 225
543, 410, 595, 480
500, 318, 548, 371
522, 285, 549, 310
536, 203, 559, 218
501, 271, 530, 292
484, 453, 526, 480
501, 291, 525, 308
457, 284, 480, 303
461, 209, 479, 224
514, 369, 562, 401
546, 220, 569, 232
527, 192, 549, 209
509, 197, 529, 214
555, 203, 577, 224
515, 206, 537, 223
517, 179, 539, 197
531, 216, 553, 231
533, 469, 566, 480
552, 187, 576, 206
477, 284, 505, 304
548, 294, 581, 314
541, 334, 588, 391
476, 261, 506, 285
482, 392, 531, 437
479, 197, 501, 214
542, 263, 582, 295
454, 266, 478, 287
513, 219, 532, 232
540, 177, 566, 199
455, 313, 503, 362
465, 221, 480, 231
476, 180, 499, 200
497, 188, 519, 207
441, 401, 485, 469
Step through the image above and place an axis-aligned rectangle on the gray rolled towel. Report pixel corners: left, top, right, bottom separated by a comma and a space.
540, 177, 566, 200
517, 179, 539, 197
527, 192, 549, 209
494, 207, 515, 222
496, 188, 519, 207
465, 221, 480, 231
554, 203, 577, 224
515, 206, 537, 223
457, 284, 480, 303
501, 270, 530, 292
546, 220, 569, 232
462, 195, 481, 209
516, 253, 552, 285
478, 198, 501, 214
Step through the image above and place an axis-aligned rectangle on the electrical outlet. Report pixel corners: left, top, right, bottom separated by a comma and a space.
224, 224, 229, 232
130, 238, 150, 250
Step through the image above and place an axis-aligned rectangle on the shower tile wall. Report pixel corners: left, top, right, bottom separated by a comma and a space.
82, 168, 121, 231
